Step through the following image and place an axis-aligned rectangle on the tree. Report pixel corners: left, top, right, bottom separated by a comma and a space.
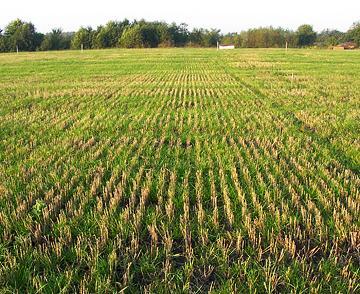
3, 18, 360, 51
284, 30, 297, 48
93, 25, 107, 49
71, 27, 94, 49
346, 22, 360, 46
107, 20, 130, 47
316, 29, 345, 47
3, 19, 42, 51
296, 24, 317, 47
40, 29, 71, 51
203, 29, 220, 47
0, 28, 5, 52
168, 23, 189, 47
140, 23, 160, 47
188, 28, 220, 47
189, 28, 204, 46
153, 22, 172, 47
227, 27, 290, 48
119, 22, 162, 48
119, 25, 143, 48
221, 33, 243, 47
93, 20, 130, 48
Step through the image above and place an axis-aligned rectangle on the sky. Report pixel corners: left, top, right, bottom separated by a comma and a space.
1, 0, 359, 33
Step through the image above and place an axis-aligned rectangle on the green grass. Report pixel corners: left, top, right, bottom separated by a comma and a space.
0, 48, 359, 293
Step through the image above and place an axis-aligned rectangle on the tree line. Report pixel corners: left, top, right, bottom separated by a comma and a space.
222, 24, 360, 48
0, 18, 359, 52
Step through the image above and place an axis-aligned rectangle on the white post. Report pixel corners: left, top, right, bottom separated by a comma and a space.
16, 45, 19, 54
285, 41, 288, 52
81, 43, 84, 52
217, 41, 219, 51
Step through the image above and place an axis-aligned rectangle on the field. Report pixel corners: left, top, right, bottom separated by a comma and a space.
0, 48, 359, 293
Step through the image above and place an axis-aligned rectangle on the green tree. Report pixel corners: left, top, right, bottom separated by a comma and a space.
0, 28, 6, 52
244, 27, 290, 48
107, 20, 130, 47
119, 22, 162, 48
296, 24, 317, 47
189, 28, 221, 47
189, 28, 204, 46
284, 30, 297, 48
3, 19, 42, 51
153, 22, 172, 47
221, 33, 243, 47
119, 25, 143, 48
40, 29, 71, 51
140, 23, 160, 47
93, 20, 130, 48
203, 29, 221, 47
93, 25, 107, 48
71, 27, 94, 49
316, 29, 345, 47
346, 22, 360, 46
168, 23, 189, 47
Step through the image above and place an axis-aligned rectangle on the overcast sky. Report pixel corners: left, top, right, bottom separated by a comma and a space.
1, 0, 359, 33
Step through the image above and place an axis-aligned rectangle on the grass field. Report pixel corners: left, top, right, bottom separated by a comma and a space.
0, 48, 359, 293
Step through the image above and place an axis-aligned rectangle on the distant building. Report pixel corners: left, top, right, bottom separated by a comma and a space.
218, 44, 235, 50
333, 42, 357, 50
